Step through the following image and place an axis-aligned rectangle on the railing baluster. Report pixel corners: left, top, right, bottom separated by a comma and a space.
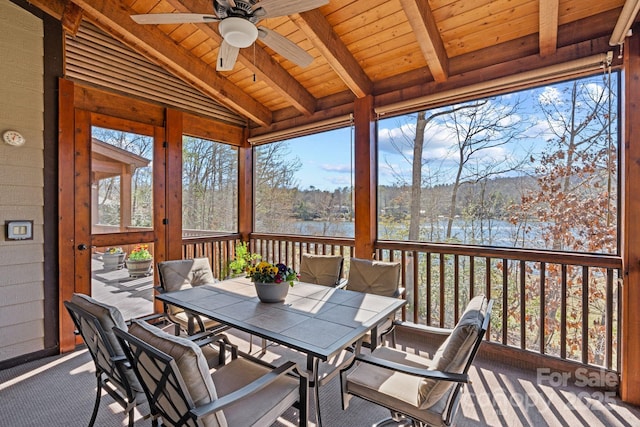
561, 264, 567, 360
582, 265, 589, 365
540, 262, 546, 355
439, 253, 445, 328
426, 252, 432, 326
454, 254, 460, 324
502, 258, 508, 345
606, 268, 614, 370
470, 256, 476, 334
412, 250, 419, 324
520, 260, 526, 350
485, 257, 491, 340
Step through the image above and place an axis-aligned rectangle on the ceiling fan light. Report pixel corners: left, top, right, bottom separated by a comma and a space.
219, 17, 258, 48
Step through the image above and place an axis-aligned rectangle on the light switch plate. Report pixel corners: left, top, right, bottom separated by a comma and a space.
6, 220, 33, 240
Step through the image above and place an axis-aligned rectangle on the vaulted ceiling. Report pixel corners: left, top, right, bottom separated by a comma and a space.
32, 0, 632, 136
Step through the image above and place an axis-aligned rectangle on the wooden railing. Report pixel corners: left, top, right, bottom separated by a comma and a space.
181, 233, 242, 279
181, 232, 622, 373
375, 241, 622, 372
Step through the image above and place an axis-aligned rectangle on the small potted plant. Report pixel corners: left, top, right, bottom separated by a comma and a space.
125, 244, 153, 277
227, 242, 261, 278
246, 261, 298, 303
102, 247, 125, 271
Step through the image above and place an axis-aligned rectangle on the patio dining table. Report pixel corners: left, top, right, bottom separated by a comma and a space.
155, 277, 406, 426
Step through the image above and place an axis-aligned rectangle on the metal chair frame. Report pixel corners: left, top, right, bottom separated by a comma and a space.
114, 325, 309, 427
64, 300, 140, 427
340, 299, 494, 427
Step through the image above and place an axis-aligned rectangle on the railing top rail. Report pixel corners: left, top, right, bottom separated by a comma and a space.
376, 240, 622, 269
182, 232, 241, 244
250, 232, 354, 246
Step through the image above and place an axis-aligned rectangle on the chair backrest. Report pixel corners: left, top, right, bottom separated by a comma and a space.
114, 320, 226, 427
346, 258, 401, 297
298, 253, 344, 286
64, 293, 141, 394
420, 296, 493, 424
157, 258, 216, 315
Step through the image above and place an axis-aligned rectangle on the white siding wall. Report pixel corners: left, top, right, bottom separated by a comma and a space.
0, 0, 45, 362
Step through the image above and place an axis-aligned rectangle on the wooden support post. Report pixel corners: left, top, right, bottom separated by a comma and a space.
58, 78, 76, 353
164, 109, 183, 261
353, 95, 376, 259
622, 28, 640, 405
238, 129, 253, 242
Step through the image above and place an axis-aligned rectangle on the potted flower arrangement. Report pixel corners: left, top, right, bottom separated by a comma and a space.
246, 261, 298, 303
102, 247, 126, 271
125, 244, 153, 277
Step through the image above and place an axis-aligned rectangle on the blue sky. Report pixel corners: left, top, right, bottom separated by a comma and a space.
274, 73, 617, 192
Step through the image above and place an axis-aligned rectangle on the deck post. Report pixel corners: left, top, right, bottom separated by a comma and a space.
353, 95, 376, 259
622, 26, 640, 405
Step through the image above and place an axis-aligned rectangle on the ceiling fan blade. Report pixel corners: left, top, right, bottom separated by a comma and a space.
131, 13, 220, 25
258, 27, 313, 67
252, 0, 328, 19
216, 40, 240, 71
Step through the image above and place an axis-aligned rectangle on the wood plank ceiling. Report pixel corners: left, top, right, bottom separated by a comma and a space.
31, 0, 629, 135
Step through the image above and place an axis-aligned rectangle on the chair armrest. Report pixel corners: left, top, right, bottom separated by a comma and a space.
392, 320, 454, 336
127, 312, 167, 326
111, 354, 132, 369
393, 287, 406, 299
335, 278, 348, 289
190, 361, 301, 417
354, 353, 468, 384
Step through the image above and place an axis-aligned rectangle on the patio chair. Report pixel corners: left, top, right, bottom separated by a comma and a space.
340, 296, 493, 427
64, 294, 143, 427
65, 294, 224, 427
156, 258, 228, 336
298, 253, 346, 287
345, 257, 404, 347
114, 319, 308, 427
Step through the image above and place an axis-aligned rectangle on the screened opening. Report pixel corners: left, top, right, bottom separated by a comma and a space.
182, 136, 239, 235
253, 127, 354, 237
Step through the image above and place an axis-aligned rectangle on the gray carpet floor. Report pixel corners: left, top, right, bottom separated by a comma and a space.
2, 329, 640, 427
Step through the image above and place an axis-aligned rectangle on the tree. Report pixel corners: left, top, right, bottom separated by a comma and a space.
383, 96, 528, 243
510, 75, 618, 361
182, 136, 238, 232
254, 142, 302, 233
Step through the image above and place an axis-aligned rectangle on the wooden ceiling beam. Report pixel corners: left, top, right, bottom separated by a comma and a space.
164, 0, 316, 116
374, 34, 615, 111
65, 0, 272, 126
399, 0, 449, 82
61, 1, 83, 36
293, 9, 372, 98
539, 0, 560, 56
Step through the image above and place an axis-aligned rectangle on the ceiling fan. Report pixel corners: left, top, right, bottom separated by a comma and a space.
131, 0, 327, 71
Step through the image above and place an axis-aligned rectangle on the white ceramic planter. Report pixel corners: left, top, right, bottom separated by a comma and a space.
254, 281, 290, 303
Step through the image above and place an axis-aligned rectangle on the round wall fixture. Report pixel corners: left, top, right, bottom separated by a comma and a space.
2, 130, 25, 146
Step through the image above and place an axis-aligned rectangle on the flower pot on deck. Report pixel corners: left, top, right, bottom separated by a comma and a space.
125, 258, 152, 278
103, 252, 126, 271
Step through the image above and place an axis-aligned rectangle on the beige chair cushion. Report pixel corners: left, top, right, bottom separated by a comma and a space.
158, 258, 215, 315
128, 320, 227, 427
298, 254, 343, 286
212, 358, 299, 426
347, 258, 401, 297
171, 311, 222, 332
346, 346, 456, 427
418, 295, 486, 409
70, 293, 143, 393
